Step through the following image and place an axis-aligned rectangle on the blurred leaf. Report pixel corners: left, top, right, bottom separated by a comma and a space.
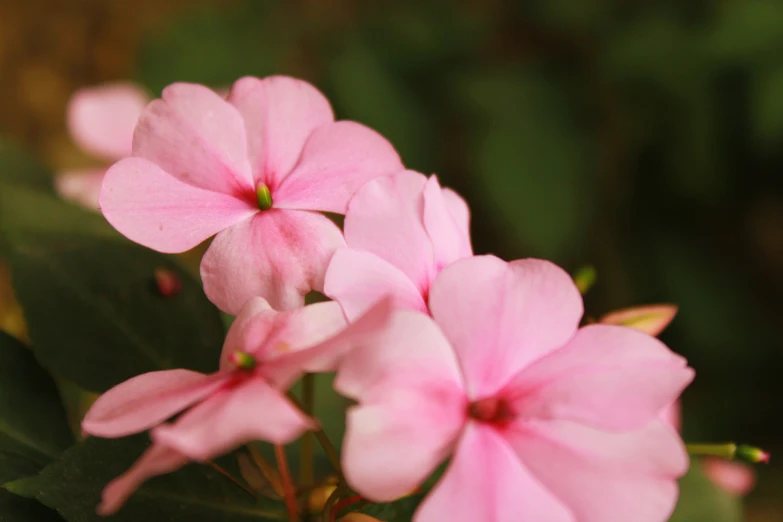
0, 452, 63, 522
0, 139, 53, 193
751, 62, 783, 144
327, 41, 436, 171
669, 461, 742, 522
458, 67, 594, 259
528, 0, 613, 32
704, 0, 783, 65
358, 494, 423, 521
4, 234, 224, 392
0, 183, 116, 238
7, 436, 286, 522
0, 331, 74, 464
137, 2, 289, 95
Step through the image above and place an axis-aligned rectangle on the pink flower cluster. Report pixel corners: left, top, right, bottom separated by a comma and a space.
80, 75, 696, 521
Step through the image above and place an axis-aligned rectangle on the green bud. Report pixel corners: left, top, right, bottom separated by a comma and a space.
256, 183, 273, 211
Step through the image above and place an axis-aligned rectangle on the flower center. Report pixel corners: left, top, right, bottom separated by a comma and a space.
256, 182, 273, 211
228, 350, 257, 370
468, 396, 515, 427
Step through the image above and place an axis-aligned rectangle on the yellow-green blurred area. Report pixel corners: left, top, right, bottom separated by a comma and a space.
0, 0, 781, 520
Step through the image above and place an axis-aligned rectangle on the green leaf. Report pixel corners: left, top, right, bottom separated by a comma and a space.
459, 67, 595, 259
358, 494, 423, 521
0, 183, 116, 238
4, 234, 224, 392
0, 332, 74, 463
0, 138, 53, 193
6, 436, 286, 522
751, 61, 783, 144
668, 461, 743, 522
0, 452, 64, 522
704, 0, 783, 65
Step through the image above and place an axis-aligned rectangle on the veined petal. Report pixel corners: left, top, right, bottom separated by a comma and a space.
98, 444, 189, 515
325, 248, 428, 322
82, 369, 227, 438
55, 168, 106, 210
228, 76, 334, 188
506, 419, 688, 522
422, 176, 472, 269
152, 378, 313, 459
133, 82, 254, 196
506, 324, 694, 431
428, 256, 583, 398
100, 157, 256, 253
274, 121, 404, 214
200, 209, 345, 314
415, 423, 573, 522
341, 171, 434, 290
67, 82, 147, 161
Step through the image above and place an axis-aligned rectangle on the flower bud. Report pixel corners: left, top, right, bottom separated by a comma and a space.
599, 304, 677, 337
572, 265, 596, 295
153, 267, 181, 297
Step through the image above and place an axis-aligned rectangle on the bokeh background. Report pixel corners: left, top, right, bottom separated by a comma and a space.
0, 0, 781, 519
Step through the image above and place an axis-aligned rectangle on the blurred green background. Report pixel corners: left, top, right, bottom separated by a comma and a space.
0, 0, 781, 519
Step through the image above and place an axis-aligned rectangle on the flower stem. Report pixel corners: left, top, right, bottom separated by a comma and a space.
287, 391, 344, 481
274, 444, 300, 522
300, 374, 315, 487
247, 444, 285, 497
206, 460, 257, 498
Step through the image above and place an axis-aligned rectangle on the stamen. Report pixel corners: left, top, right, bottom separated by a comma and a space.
229, 350, 257, 370
256, 183, 273, 211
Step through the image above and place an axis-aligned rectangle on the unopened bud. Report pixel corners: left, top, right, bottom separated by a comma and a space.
229, 351, 257, 370
256, 183, 273, 211
686, 443, 770, 464
308, 477, 338, 512
735, 445, 771, 464
572, 265, 597, 295
154, 268, 181, 297
599, 304, 677, 337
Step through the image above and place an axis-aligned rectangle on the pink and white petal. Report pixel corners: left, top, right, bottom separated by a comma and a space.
599, 304, 678, 337
67, 83, 147, 161
264, 296, 394, 390
274, 121, 404, 214
335, 310, 464, 402
415, 423, 573, 522
429, 256, 583, 398
702, 458, 756, 496
219, 297, 276, 370
152, 378, 313, 460
506, 419, 688, 522
100, 157, 256, 253
341, 171, 434, 290
133, 83, 254, 196
82, 369, 228, 438
55, 168, 106, 210
422, 177, 472, 269
325, 248, 428, 322
200, 209, 345, 314
506, 324, 694, 431
660, 401, 682, 432
228, 76, 334, 188
342, 385, 465, 502
98, 444, 189, 515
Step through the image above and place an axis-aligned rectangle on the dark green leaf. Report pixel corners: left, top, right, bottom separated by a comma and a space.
704, 0, 783, 65
6, 436, 285, 522
0, 139, 53, 193
358, 494, 423, 522
668, 460, 742, 522
0, 451, 65, 522
751, 62, 783, 144
4, 234, 224, 392
0, 332, 74, 463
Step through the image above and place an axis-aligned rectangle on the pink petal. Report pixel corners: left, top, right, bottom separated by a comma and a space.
422, 176, 472, 269
152, 377, 313, 459
273, 121, 404, 214
200, 209, 345, 314
415, 423, 573, 522
337, 311, 466, 501
265, 296, 395, 390
219, 297, 276, 370
100, 157, 257, 253
506, 324, 695, 431
325, 248, 428, 322
341, 171, 434, 291
98, 444, 189, 515
227, 76, 334, 189
441, 187, 471, 240
67, 82, 147, 161
428, 256, 583, 398
55, 168, 106, 210
506, 419, 688, 522
702, 458, 756, 496
599, 304, 678, 337
82, 370, 227, 438
660, 401, 682, 432
133, 82, 254, 197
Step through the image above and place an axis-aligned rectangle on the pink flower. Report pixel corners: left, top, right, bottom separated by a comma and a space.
82, 296, 392, 514
99, 75, 404, 313
336, 256, 695, 522
56, 82, 149, 210
325, 170, 471, 320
